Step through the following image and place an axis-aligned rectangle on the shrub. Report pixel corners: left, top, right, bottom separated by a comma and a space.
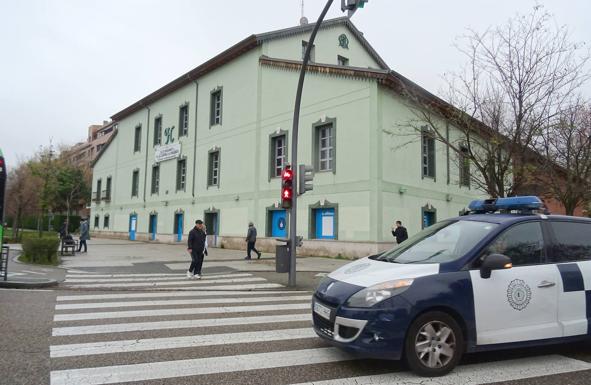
21, 237, 61, 265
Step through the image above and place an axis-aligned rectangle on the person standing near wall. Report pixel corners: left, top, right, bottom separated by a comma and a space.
391, 220, 408, 244
244, 222, 261, 260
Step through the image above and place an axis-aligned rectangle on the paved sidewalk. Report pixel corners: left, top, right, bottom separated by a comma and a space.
0, 245, 64, 288
58, 238, 353, 290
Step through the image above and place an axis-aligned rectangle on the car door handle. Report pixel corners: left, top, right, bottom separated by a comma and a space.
538, 280, 556, 288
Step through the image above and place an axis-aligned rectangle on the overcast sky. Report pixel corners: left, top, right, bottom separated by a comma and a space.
1, 0, 590, 166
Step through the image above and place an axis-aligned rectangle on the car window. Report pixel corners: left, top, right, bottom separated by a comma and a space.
374, 220, 498, 264
548, 221, 591, 262
483, 222, 544, 266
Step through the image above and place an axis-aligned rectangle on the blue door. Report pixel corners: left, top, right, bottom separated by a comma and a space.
315, 208, 335, 239
149, 214, 157, 240
271, 210, 287, 238
129, 214, 138, 241
423, 211, 436, 228
174, 213, 183, 242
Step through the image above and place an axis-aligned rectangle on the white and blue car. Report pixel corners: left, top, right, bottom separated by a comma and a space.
312, 196, 591, 376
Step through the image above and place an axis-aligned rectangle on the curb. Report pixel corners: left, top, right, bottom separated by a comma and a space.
0, 279, 59, 289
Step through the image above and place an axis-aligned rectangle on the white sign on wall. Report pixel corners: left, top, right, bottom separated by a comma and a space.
155, 143, 181, 162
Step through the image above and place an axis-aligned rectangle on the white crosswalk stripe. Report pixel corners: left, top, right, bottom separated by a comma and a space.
63, 272, 253, 283
65, 276, 266, 288
50, 328, 317, 357
51, 271, 591, 385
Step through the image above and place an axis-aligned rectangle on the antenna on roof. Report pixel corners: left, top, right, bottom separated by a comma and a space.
299, 0, 308, 25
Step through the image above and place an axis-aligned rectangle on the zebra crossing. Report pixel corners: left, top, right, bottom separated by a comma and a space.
49, 270, 591, 385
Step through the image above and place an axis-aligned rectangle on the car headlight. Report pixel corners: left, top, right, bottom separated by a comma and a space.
346, 279, 414, 308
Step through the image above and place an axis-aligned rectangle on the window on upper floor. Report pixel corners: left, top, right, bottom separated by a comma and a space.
131, 170, 139, 197
337, 55, 349, 66
134, 125, 142, 152
151, 165, 160, 195
314, 123, 335, 172
176, 158, 187, 191
422, 129, 436, 179
459, 145, 470, 187
179, 105, 189, 137
105, 177, 112, 201
210, 88, 223, 126
153, 116, 162, 146
302, 41, 315, 62
270, 134, 287, 178
96, 179, 102, 202
208, 150, 220, 187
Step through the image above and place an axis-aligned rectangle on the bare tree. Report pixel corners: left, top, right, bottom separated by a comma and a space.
396, 5, 589, 197
5, 160, 41, 240
535, 103, 591, 215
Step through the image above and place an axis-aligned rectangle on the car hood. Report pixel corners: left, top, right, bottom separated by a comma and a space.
328, 256, 440, 288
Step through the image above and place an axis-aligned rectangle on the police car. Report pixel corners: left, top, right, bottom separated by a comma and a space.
312, 196, 591, 376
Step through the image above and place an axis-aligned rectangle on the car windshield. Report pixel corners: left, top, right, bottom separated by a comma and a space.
373, 220, 498, 264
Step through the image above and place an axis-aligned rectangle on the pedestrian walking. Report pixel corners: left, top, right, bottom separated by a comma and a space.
187, 220, 206, 279
244, 222, 261, 260
203, 225, 208, 257
77, 218, 89, 253
392, 220, 408, 244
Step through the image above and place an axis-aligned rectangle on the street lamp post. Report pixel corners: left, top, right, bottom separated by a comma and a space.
288, 0, 368, 287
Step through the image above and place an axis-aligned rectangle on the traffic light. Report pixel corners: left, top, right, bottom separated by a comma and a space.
281, 164, 294, 209
341, 0, 368, 16
298, 164, 314, 195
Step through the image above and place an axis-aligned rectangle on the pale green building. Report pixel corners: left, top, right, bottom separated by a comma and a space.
91, 17, 483, 257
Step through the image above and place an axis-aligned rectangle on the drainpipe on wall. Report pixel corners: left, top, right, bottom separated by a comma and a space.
192, 79, 199, 198
141, 102, 151, 203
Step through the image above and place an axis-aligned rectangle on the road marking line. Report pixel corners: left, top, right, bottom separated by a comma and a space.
49, 347, 352, 385
64, 272, 247, 278
53, 303, 310, 321
56, 290, 308, 302
55, 295, 312, 310
64, 277, 266, 288
50, 327, 316, 357
64, 273, 252, 283
290, 354, 591, 385
21, 270, 47, 275
52, 313, 311, 336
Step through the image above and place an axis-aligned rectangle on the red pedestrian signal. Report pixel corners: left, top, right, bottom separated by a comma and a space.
281, 165, 293, 209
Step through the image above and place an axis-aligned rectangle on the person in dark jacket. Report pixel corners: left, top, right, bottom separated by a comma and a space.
58, 220, 68, 239
245, 222, 261, 260
392, 220, 408, 244
187, 220, 207, 279
77, 218, 90, 252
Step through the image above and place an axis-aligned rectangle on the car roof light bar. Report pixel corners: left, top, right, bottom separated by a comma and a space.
468, 196, 544, 214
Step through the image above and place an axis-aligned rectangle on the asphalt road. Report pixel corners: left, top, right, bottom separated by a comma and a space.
4, 257, 591, 385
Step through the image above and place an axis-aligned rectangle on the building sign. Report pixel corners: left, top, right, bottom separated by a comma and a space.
164, 126, 175, 144
155, 143, 181, 162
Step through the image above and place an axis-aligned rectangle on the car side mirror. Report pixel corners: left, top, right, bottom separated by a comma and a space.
480, 253, 512, 279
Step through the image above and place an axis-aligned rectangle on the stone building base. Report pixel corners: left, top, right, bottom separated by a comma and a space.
92, 231, 394, 259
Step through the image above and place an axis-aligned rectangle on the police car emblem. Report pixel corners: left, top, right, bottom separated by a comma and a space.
344, 263, 370, 274
507, 279, 532, 311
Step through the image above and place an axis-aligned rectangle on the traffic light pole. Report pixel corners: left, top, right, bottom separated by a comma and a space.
289, 0, 334, 287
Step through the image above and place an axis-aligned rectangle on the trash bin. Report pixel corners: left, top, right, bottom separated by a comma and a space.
275, 245, 289, 273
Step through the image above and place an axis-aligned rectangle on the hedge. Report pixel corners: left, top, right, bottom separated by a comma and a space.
6, 215, 81, 234
21, 237, 61, 265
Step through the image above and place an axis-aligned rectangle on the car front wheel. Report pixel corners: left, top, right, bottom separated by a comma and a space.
404, 311, 464, 376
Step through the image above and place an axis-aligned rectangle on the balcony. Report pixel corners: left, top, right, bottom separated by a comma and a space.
102, 190, 111, 203
91, 191, 100, 203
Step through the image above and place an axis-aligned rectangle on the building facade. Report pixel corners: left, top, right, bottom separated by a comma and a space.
65, 121, 116, 168
91, 18, 483, 257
